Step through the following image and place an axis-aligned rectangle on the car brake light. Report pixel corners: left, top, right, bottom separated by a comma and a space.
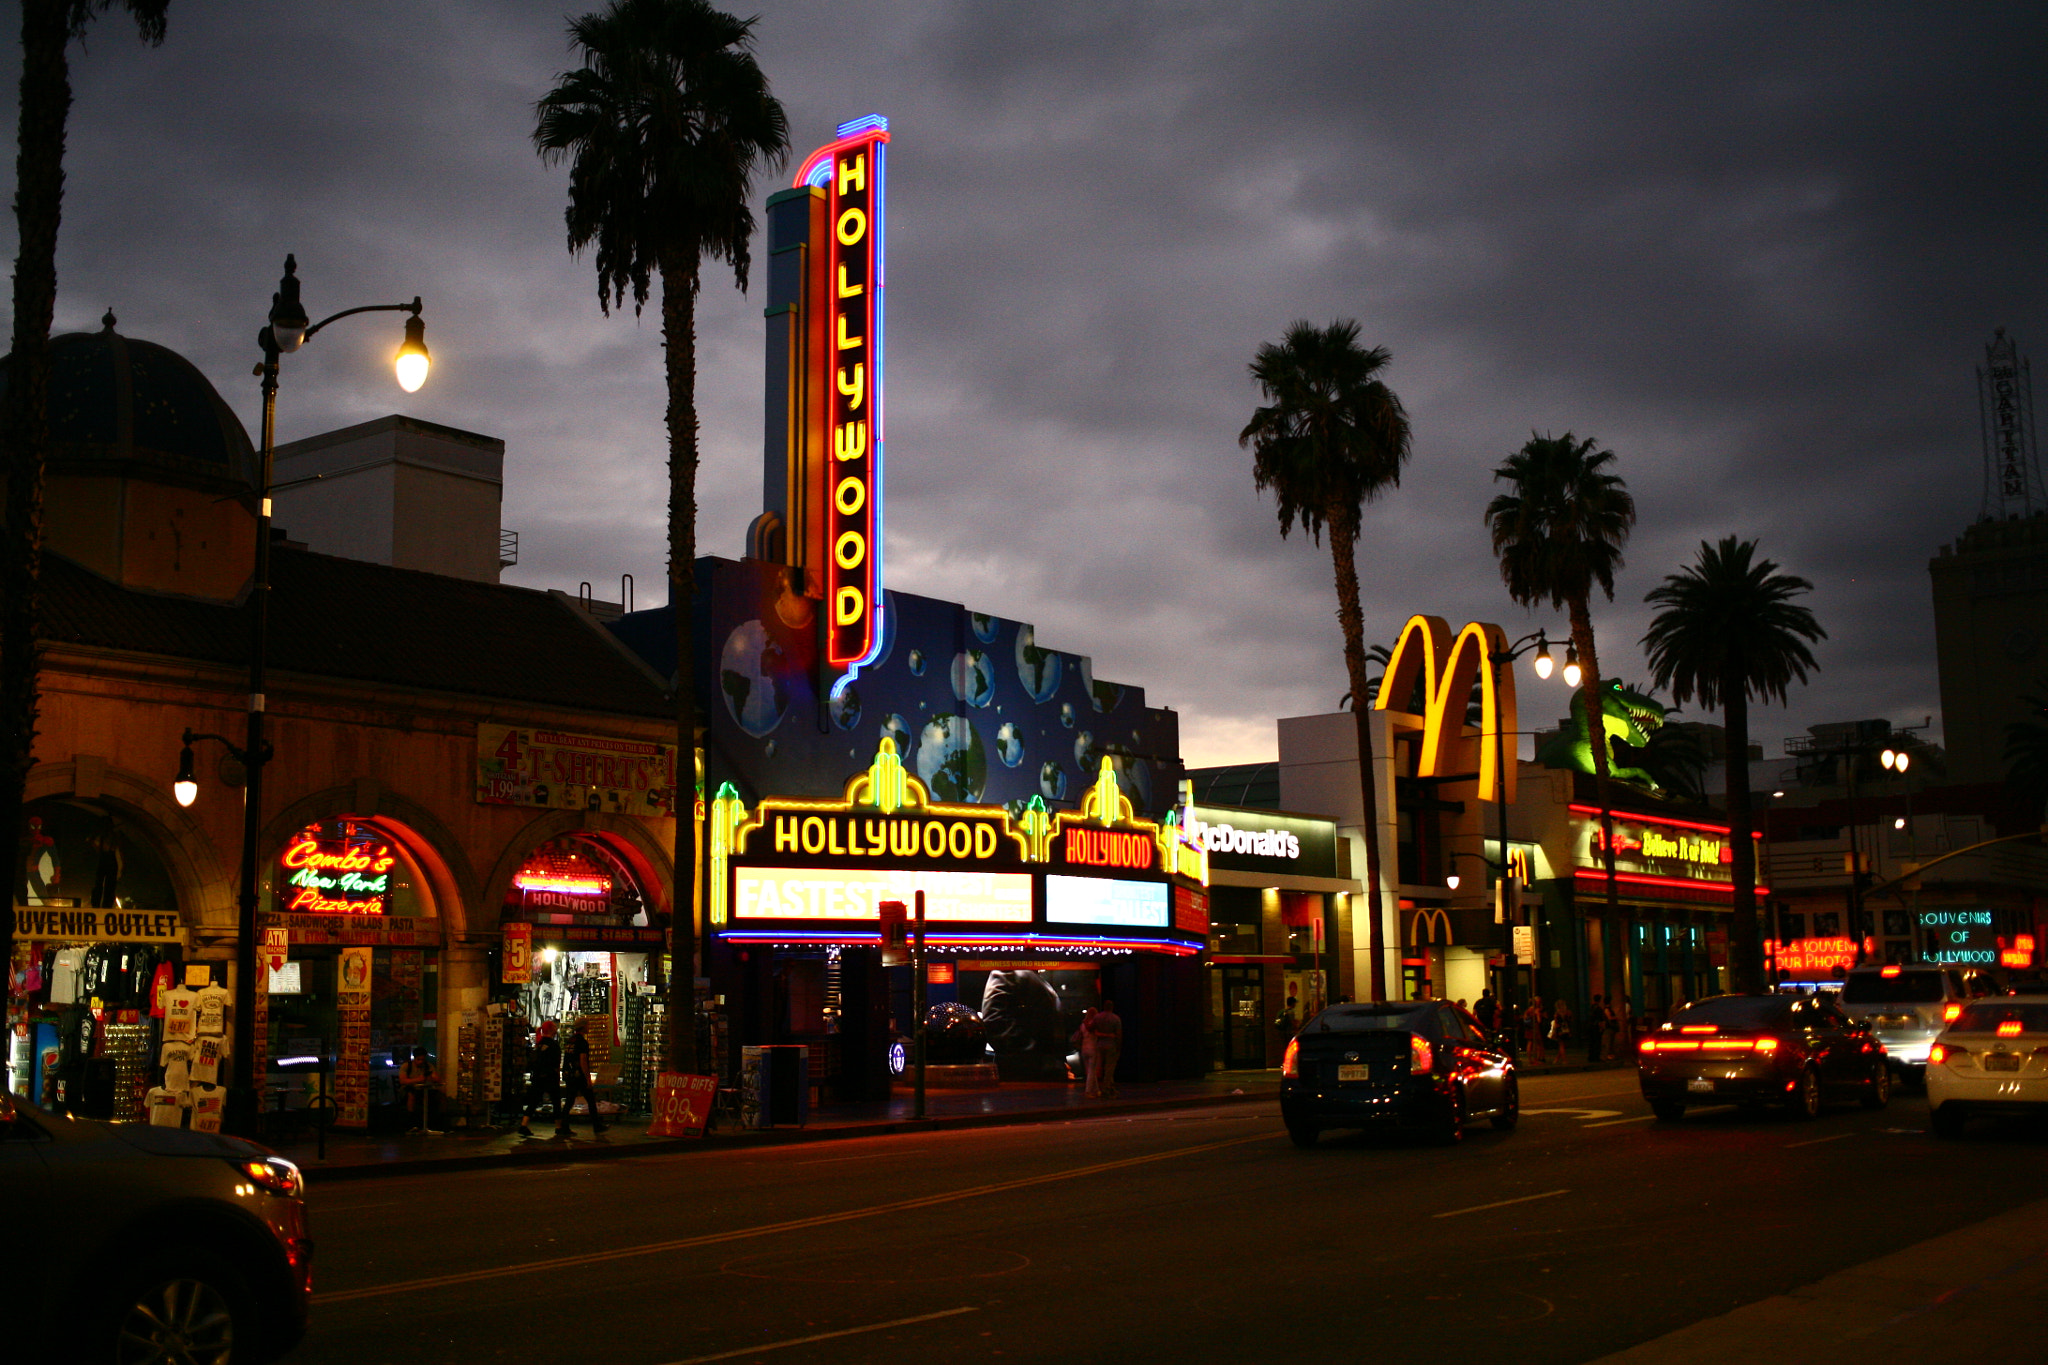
1931, 1042, 1965, 1064
1881, 965, 1902, 978
1943, 1003, 1963, 1023
1409, 1035, 1434, 1073
1998, 1020, 2023, 1037
1679, 1024, 1716, 1033
1281, 1037, 1300, 1078
1752, 1038, 1779, 1054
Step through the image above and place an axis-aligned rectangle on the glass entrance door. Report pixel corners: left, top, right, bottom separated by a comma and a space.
1222, 966, 1266, 1069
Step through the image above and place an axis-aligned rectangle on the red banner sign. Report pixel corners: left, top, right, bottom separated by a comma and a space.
647, 1072, 719, 1138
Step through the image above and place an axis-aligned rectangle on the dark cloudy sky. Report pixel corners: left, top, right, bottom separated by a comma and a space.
7, 1, 2045, 770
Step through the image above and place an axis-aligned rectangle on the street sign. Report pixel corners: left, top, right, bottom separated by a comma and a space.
1512, 925, 1537, 965
261, 925, 289, 975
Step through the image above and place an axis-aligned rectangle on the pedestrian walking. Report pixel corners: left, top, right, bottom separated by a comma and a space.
1523, 998, 1546, 1062
399, 1046, 442, 1134
1086, 999, 1123, 1098
1548, 998, 1574, 1066
518, 1019, 564, 1138
560, 1019, 607, 1135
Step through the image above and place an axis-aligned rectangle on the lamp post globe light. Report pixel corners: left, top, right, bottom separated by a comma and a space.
177, 257, 428, 1138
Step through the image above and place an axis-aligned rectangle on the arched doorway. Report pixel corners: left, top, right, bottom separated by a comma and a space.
260, 815, 443, 1131
10, 798, 188, 1120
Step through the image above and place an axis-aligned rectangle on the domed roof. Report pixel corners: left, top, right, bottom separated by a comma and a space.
14, 311, 256, 493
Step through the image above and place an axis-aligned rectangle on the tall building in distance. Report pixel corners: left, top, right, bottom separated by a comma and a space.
1931, 328, 2046, 783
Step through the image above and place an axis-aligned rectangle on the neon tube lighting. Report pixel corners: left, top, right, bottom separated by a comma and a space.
1571, 868, 1769, 896
718, 928, 1201, 956
1568, 804, 1759, 838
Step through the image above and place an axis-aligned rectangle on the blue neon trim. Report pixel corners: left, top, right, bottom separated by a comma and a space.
836, 113, 889, 137
717, 928, 1204, 952
803, 159, 832, 188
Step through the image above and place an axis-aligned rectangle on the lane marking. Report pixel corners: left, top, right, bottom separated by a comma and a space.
1785, 1132, 1857, 1148
1521, 1108, 1623, 1120
315, 1131, 1270, 1304
655, 1306, 978, 1364
1433, 1188, 1570, 1220
1583, 1115, 1656, 1128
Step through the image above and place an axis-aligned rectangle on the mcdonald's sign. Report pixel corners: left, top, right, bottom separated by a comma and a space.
1376, 615, 1518, 804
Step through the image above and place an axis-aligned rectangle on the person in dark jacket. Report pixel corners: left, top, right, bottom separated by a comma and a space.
559, 1020, 606, 1135
519, 1020, 564, 1138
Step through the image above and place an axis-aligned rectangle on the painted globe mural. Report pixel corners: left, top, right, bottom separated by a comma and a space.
916, 714, 987, 802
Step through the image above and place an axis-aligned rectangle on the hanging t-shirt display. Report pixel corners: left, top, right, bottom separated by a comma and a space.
189, 1084, 224, 1133
194, 984, 230, 1036
149, 962, 173, 1018
164, 989, 196, 1040
146, 1086, 185, 1128
159, 1040, 193, 1092
49, 948, 85, 1005
192, 1035, 223, 1086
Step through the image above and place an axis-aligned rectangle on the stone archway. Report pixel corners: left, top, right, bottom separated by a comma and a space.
24, 759, 235, 931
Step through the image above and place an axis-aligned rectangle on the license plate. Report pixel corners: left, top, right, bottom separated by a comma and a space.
1337, 1064, 1369, 1082
1687, 1077, 1714, 1093
1984, 1054, 2021, 1072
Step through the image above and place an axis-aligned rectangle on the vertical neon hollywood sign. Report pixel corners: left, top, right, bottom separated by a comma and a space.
795, 116, 889, 691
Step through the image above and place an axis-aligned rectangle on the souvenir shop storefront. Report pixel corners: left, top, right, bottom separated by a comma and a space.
486, 832, 673, 1120
1186, 803, 1354, 1070
8, 799, 196, 1120
704, 742, 1212, 1093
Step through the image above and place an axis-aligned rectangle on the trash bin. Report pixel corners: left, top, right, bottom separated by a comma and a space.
740, 1044, 809, 1128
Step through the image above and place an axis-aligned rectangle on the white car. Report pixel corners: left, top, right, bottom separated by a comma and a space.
1926, 992, 2048, 1137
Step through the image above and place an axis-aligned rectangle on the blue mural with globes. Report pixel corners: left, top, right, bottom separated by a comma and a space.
607, 556, 1184, 820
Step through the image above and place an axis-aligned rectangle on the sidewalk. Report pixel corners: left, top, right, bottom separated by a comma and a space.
271, 1069, 1287, 1182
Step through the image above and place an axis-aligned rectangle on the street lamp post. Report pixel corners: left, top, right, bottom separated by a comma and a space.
1882, 747, 1916, 957
1480, 629, 1574, 1037
181, 256, 428, 1138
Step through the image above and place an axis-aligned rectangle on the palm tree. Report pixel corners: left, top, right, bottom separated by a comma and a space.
1643, 537, 1824, 992
535, 0, 787, 1072
1485, 432, 1636, 988
2, 0, 168, 959
1241, 321, 1411, 1001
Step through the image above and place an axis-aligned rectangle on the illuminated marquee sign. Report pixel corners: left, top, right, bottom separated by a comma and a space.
1766, 936, 1859, 977
734, 867, 1033, 922
794, 115, 889, 681
1045, 875, 1169, 928
1186, 804, 1339, 879
706, 739, 1207, 931
1919, 908, 1998, 966
1377, 615, 1517, 804
277, 827, 396, 916
1569, 806, 1761, 894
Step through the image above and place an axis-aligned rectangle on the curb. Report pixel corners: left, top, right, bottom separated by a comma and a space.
296, 1085, 1284, 1183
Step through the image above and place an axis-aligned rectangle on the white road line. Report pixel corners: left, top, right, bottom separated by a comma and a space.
1522, 1108, 1623, 1120
1785, 1132, 1857, 1148
655, 1306, 979, 1363
1583, 1115, 1656, 1128
1433, 1188, 1570, 1220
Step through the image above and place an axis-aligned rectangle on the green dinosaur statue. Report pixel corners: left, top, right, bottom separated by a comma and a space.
1535, 678, 1669, 790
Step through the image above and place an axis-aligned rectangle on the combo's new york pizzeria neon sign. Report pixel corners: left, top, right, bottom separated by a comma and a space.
794, 116, 889, 687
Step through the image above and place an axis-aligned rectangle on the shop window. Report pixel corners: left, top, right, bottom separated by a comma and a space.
20, 799, 176, 912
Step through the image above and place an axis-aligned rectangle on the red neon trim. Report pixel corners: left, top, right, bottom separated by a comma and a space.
1568, 804, 1760, 839
1571, 868, 1770, 896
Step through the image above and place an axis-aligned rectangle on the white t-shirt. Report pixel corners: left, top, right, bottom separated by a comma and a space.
189, 1084, 224, 1133
146, 1086, 186, 1128
192, 1036, 223, 1085
194, 985, 230, 1037
164, 989, 197, 1040
159, 1041, 193, 1092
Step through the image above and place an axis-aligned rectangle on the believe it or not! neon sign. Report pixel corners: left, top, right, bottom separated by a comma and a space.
795, 116, 889, 682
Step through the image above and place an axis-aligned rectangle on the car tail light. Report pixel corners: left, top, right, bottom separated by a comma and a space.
1943, 1003, 1963, 1023
1281, 1038, 1300, 1078
232, 1156, 305, 1199
1998, 1020, 2023, 1037
1409, 1035, 1434, 1073
1930, 1042, 1963, 1064
1881, 965, 1902, 978
1679, 1024, 1716, 1034
1642, 1039, 1700, 1052
1751, 1037, 1779, 1054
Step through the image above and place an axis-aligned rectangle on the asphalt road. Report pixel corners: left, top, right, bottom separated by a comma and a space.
293, 1071, 2042, 1364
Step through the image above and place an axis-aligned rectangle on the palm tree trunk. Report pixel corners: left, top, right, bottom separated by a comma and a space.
1327, 514, 1387, 1001
1, 0, 72, 969
660, 249, 702, 1075
1723, 680, 1759, 993
1568, 598, 1620, 1012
